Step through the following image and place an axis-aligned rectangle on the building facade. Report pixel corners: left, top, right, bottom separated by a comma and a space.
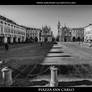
26, 27, 41, 42
0, 15, 53, 44
84, 24, 92, 42
0, 15, 26, 45
57, 21, 85, 42
71, 28, 84, 42
60, 26, 71, 42
57, 21, 71, 42
40, 26, 53, 42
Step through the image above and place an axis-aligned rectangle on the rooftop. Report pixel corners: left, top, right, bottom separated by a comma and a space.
0, 15, 17, 25
84, 24, 92, 28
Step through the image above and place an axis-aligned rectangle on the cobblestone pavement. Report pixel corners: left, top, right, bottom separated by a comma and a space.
0, 43, 53, 65
41, 42, 92, 65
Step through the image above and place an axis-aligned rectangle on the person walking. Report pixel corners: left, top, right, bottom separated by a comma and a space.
5, 43, 9, 51
40, 41, 43, 46
4, 37, 9, 51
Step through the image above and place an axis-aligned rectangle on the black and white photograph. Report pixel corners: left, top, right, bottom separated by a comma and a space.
0, 3, 92, 90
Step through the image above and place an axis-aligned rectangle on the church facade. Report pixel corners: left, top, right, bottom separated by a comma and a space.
57, 21, 84, 42
57, 21, 72, 42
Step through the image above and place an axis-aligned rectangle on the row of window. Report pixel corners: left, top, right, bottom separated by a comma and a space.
4, 28, 25, 36
0, 20, 26, 32
41, 32, 52, 36
72, 29, 84, 33
85, 36, 92, 39
0, 20, 15, 28
28, 30, 38, 34
0, 24, 26, 36
30, 33, 37, 35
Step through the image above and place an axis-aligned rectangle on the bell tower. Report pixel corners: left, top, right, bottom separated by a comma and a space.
57, 20, 61, 41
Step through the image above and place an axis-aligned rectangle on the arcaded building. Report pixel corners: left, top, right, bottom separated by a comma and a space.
84, 24, 92, 42
26, 27, 41, 42
71, 28, 84, 42
0, 15, 26, 45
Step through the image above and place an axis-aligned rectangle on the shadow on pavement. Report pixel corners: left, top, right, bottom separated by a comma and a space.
48, 51, 64, 53
11, 79, 92, 87
47, 55, 72, 57
52, 47, 62, 49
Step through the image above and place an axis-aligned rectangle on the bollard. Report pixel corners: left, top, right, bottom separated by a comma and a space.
50, 66, 58, 87
1, 67, 13, 86
0, 60, 3, 64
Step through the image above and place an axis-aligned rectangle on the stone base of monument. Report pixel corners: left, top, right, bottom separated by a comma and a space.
1, 67, 13, 86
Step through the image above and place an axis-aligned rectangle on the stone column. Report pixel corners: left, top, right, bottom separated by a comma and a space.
59, 35, 61, 42
41, 37, 43, 42
48, 37, 52, 42
37, 32, 40, 42
10, 37, 13, 43
37, 36, 40, 42
48, 37, 50, 42
4, 36, 8, 43
50, 66, 58, 87
1, 67, 13, 86
23, 37, 26, 42
42, 37, 44, 42
49, 37, 51, 42
16, 37, 18, 43
20, 37, 22, 42
50, 37, 52, 42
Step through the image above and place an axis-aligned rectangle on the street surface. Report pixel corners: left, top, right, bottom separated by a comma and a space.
1, 42, 92, 65
0, 43, 53, 66
1, 42, 92, 87
42, 42, 92, 65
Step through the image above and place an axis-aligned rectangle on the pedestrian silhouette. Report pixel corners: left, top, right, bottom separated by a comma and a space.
5, 43, 9, 51
40, 42, 43, 46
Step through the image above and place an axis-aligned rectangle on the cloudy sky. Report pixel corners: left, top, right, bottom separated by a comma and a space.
0, 5, 92, 37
